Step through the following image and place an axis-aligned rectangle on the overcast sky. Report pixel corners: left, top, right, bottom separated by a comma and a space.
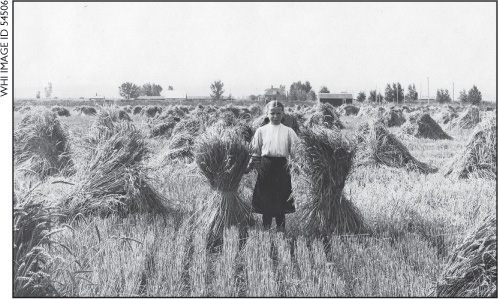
14, 2, 496, 101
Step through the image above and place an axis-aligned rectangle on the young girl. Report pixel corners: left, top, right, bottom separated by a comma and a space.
244, 100, 299, 232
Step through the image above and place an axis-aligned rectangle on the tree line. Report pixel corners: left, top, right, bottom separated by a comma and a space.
118, 80, 483, 105
119, 82, 173, 100
355, 83, 482, 105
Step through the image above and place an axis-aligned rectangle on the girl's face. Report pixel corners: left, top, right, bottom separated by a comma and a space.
268, 106, 284, 125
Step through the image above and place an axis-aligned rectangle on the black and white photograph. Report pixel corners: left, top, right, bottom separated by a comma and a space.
10, 2, 496, 297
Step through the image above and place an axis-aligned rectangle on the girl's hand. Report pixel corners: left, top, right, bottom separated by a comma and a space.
244, 164, 253, 174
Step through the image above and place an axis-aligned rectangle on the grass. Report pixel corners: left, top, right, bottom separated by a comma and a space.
13, 103, 496, 297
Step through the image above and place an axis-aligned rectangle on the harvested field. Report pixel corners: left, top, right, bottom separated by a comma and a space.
12, 101, 497, 297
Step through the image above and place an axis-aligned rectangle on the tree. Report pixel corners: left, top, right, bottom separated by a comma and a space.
303, 81, 312, 93
436, 89, 452, 103
119, 82, 141, 100
140, 83, 163, 96
458, 89, 468, 103
319, 86, 330, 93
168, 86, 174, 90
36, 91, 40, 99
289, 81, 313, 101
384, 82, 404, 103
405, 84, 418, 102
368, 90, 383, 103
357, 91, 366, 102
384, 84, 393, 102
152, 84, 163, 96
249, 95, 257, 101
210, 80, 224, 100
307, 90, 317, 101
468, 85, 482, 105
44, 82, 52, 98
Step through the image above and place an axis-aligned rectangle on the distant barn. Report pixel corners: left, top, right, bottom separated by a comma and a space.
317, 93, 353, 107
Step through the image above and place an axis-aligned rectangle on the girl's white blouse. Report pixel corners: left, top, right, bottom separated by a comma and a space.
251, 123, 299, 158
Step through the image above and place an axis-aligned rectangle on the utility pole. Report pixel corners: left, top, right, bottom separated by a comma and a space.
396, 83, 399, 105
427, 77, 430, 105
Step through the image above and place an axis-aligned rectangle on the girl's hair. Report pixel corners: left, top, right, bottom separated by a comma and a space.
265, 100, 285, 114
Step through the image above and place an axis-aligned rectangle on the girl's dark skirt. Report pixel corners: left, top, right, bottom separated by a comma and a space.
252, 156, 296, 216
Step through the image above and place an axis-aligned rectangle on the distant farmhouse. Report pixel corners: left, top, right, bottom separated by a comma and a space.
317, 93, 353, 107
264, 85, 286, 103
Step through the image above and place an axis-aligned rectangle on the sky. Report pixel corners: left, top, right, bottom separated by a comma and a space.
14, 2, 496, 101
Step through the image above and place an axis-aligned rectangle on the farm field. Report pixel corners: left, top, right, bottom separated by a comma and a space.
13, 101, 496, 297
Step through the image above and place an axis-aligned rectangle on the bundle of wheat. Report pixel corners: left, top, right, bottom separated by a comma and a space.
294, 127, 366, 237
171, 117, 204, 136
253, 113, 301, 134
95, 106, 131, 125
149, 116, 180, 138
50, 106, 71, 117
249, 104, 263, 117
14, 189, 60, 297
447, 106, 481, 130
444, 116, 496, 179
356, 106, 373, 118
436, 214, 496, 297
122, 105, 133, 113
19, 106, 32, 114
76, 106, 97, 116
61, 120, 170, 218
402, 113, 453, 140
434, 107, 459, 125
380, 109, 406, 127
335, 106, 345, 116
167, 132, 196, 162
402, 105, 413, 113
161, 106, 186, 118
141, 106, 162, 118
133, 106, 143, 115
305, 102, 345, 130
220, 104, 242, 118
343, 105, 360, 116
354, 121, 438, 173
14, 108, 74, 179
208, 113, 255, 143
180, 105, 192, 114
193, 127, 253, 247
82, 107, 132, 144
218, 111, 239, 127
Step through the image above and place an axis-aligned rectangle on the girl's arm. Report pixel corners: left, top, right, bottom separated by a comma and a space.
245, 128, 262, 174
